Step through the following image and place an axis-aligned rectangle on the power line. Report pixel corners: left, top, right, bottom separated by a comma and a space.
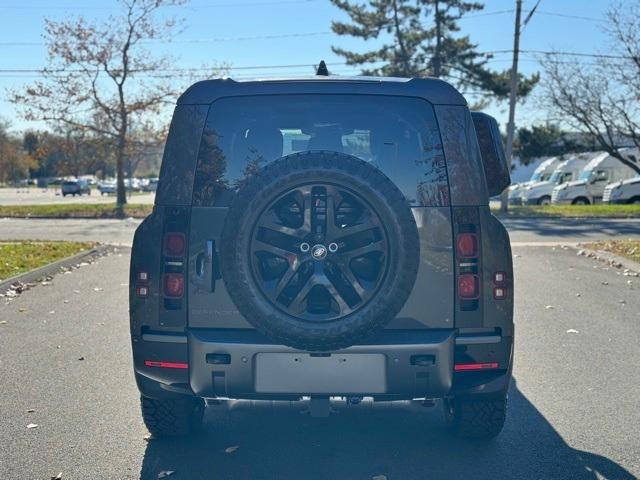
0, 0, 320, 9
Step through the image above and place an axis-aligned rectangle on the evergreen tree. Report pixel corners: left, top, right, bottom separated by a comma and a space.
331, 0, 538, 100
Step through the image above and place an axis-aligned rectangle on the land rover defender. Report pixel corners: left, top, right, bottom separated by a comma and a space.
129, 75, 514, 439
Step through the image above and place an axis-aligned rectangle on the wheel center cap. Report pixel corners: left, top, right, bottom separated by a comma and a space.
311, 244, 328, 260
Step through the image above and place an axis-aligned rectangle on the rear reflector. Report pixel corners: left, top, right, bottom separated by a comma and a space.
457, 274, 479, 299
137, 271, 149, 282
456, 233, 478, 258
163, 273, 184, 298
494, 271, 506, 285
454, 362, 499, 372
144, 360, 188, 369
163, 232, 186, 257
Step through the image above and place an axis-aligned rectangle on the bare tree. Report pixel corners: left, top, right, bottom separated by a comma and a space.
541, 1, 640, 174
10, 0, 222, 211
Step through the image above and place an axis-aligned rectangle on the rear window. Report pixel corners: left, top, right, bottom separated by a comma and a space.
192, 94, 449, 207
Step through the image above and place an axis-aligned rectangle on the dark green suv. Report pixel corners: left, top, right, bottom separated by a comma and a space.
129, 75, 513, 439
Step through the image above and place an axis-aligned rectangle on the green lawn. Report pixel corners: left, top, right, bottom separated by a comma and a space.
0, 203, 153, 219
493, 204, 640, 218
0, 241, 95, 281
583, 239, 640, 263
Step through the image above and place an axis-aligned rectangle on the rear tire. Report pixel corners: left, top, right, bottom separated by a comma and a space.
572, 197, 590, 205
630, 197, 640, 204
140, 396, 204, 437
444, 395, 507, 439
537, 196, 551, 206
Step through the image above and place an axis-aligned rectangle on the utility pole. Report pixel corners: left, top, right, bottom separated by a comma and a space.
500, 0, 523, 213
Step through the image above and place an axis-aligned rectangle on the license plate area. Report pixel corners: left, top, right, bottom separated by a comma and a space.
254, 353, 386, 394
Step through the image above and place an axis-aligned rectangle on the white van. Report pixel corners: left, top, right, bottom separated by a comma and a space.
604, 176, 640, 204
552, 149, 640, 205
519, 154, 590, 205
508, 157, 560, 205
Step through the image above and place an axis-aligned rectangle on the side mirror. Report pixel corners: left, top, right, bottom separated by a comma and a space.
471, 112, 511, 197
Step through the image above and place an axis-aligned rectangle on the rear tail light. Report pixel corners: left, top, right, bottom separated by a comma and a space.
454, 362, 499, 372
457, 274, 479, 299
163, 232, 186, 257
163, 273, 184, 298
136, 286, 149, 298
144, 360, 188, 369
456, 233, 478, 258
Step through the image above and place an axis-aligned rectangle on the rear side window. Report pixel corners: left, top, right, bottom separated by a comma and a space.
192, 94, 449, 207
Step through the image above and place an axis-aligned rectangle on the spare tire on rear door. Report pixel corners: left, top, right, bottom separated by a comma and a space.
220, 151, 420, 351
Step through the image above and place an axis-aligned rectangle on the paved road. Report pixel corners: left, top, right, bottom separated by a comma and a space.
1, 246, 638, 479
0, 188, 155, 205
1, 217, 639, 247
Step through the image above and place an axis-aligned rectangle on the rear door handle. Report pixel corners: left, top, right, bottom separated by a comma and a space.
195, 240, 215, 292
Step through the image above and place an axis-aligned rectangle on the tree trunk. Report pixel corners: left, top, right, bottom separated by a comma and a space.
115, 132, 127, 212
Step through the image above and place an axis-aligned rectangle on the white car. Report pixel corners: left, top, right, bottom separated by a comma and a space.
98, 182, 117, 195
604, 176, 640, 204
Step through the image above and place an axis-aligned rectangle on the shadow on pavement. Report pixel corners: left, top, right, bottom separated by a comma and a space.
139, 379, 634, 480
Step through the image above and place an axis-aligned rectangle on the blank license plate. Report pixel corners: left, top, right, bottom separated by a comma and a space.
255, 353, 386, 394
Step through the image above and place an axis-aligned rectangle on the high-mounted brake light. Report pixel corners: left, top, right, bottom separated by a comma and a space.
456, 233, 478, 258
163, 273, 184, 298
163, 232, 186, 257
454, 362, 499, 372
144, 360, 188, 369
457, 274, 479, 299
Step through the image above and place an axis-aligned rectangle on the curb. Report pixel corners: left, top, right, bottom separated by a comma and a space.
572, 246, 640, 275
0, 244, 115, 293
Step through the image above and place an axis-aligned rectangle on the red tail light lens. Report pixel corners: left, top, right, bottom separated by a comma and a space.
454, 362, 499, 372
456, 233, 478, 258
163, 273, 184, 298
163, 233, 186, 257
144, 360, 188, 369
458, 274, 479, 299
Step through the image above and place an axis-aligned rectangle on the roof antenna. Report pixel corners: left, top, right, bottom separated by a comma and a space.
316, 60, 329, 76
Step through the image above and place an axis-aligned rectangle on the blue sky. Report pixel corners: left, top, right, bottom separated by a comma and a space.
0, 0, 613, 133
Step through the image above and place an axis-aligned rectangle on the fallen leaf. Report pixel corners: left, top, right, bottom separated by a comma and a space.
73, 290, 80, 294
51, 473, 63, 480
144, 433, 153, 441
566, 329, 579, 334
602, 281, 609, 285
575, 293, 581, 297
41, 281, 51, 286
78, 357, 85, 361
545, 305, 554, 310
27, 423, 38, 429
225, 445, 239, 454
27, 408, 35, 413
49, 310, 55, 314
0, 320, 7, 324
19, 307, 26, 312
93, 287, 103, 292
64, 300, 69, 304
158, 471, 174, 479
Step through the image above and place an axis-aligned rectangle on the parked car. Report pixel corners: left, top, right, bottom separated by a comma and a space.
61, 179, 91, 196
98, 181, 117, 195
125, 178, 142, 191
142, 178, 159, 192
519, 154, 591, 205
552, 149, 640, 204
129, 76, 514, 440
604, 176, 640, 204
508, 156, 560, 205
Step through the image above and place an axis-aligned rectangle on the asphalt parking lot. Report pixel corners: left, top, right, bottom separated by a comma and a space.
1, 245, 638, 479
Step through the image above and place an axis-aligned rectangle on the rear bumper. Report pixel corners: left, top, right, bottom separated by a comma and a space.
188, 329, 454, 400
133, 329, 513, 401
